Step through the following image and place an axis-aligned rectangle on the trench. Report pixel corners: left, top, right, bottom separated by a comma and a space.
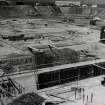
37, 62, 105, 90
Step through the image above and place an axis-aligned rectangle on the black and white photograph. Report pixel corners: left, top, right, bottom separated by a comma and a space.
0, 0, 105, 105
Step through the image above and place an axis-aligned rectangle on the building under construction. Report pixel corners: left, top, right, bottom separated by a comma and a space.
0, 0, 105, 105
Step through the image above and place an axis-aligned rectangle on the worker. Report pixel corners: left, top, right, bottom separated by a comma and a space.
91, 93, 93, 103
75, 89, 76, 99
83, 93, 85, 103
87, 95, 88, 102
83, 88, 85, 95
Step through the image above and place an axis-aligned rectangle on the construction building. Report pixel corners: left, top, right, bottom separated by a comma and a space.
0, 0, 105, 105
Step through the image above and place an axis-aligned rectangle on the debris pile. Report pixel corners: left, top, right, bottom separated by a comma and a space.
34, 48, 80, 68
8, 92, 45, 105
0, 5, 38, 18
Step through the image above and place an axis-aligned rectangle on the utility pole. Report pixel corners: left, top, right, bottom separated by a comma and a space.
77, 69, 80, 89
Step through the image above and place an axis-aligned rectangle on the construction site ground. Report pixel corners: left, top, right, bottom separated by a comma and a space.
39, 75, 105, 105
1, 18, 105, 105
1, 18, 105, 64
0, 18, 103, 59
1, 4, 105, 105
